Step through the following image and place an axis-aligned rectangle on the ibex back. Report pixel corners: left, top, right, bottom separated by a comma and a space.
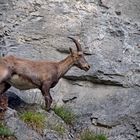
0, 37, 90, 111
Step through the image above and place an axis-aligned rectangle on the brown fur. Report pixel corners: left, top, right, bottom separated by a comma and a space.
0, 95, 8, 112
0, 95, 8, 119
0, 37, 90, 110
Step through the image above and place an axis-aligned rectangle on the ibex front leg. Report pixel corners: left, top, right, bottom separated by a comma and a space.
41, 82, 52, 111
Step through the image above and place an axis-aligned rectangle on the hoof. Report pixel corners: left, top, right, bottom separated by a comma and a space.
45, 105, 51, 112
47, 108, 51, 112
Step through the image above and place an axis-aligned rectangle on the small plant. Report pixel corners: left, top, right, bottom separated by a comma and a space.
0, 123, 14, 137
20, 111, 46, 129
52, 123, 65, 135
95, 134, 108, 140
53, 106, 75, 125
80, 130, 107, 140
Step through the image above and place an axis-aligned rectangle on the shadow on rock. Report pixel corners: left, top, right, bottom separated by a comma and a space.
4, 91, 26, 110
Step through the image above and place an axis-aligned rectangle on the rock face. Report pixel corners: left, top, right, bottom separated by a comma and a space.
5, 108, 43, 140
4, 106, 71, 140
0, 0, 140, 140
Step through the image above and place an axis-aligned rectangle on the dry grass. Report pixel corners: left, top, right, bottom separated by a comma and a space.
80, 130, 108, 140
53, 106, 76, 125
20, 111, 46, 129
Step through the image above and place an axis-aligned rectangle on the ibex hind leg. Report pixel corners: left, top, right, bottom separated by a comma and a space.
0, 82, 10, 112
0, 82, 11, 94
0, 66, 11, 94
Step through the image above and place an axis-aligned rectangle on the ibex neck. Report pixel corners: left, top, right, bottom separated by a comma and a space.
58, 55, 74, 78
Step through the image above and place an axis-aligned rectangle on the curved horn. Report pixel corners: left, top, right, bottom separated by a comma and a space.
68, 37, 82, 51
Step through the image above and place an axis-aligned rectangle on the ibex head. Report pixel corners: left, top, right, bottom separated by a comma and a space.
68, 37, 90, 71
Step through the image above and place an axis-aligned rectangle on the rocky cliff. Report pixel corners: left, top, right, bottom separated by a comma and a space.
0, 0, 140, 140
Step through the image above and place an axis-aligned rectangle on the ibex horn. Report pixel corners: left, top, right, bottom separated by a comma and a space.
68, 37, 82, 51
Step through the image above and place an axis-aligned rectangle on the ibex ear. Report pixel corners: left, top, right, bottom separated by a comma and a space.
69, 47, 74, 56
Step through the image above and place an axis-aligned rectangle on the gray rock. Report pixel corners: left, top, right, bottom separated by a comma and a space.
4, 106, 71, 140
0, 0, 140, 139
4, 108, 43, 140
40, 110, 71, 140
4, 91, 26, 110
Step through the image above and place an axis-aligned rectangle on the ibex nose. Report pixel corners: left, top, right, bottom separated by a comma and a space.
84, 64, 90, 71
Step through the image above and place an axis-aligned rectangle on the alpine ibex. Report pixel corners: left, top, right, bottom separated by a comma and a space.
0, 37, 90, 111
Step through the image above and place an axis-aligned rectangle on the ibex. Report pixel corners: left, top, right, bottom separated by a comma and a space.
0, 37, 90, 111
